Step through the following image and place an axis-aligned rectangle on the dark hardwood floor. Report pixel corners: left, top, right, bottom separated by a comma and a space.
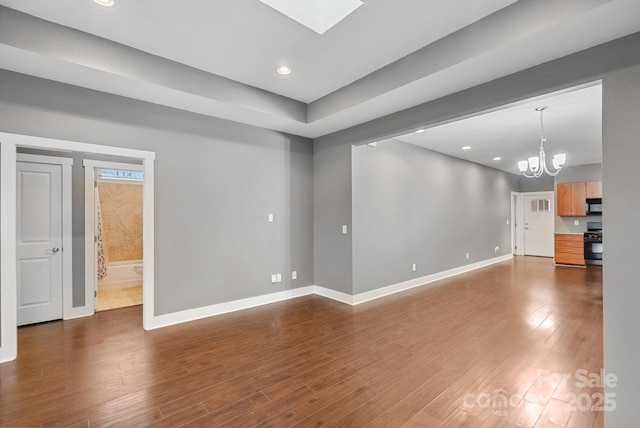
0, 256, 604, 427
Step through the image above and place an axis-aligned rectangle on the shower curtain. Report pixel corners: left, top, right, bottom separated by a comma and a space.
96, 187, 108, 279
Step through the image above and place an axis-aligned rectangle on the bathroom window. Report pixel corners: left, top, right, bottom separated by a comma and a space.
97, 168, 144, 181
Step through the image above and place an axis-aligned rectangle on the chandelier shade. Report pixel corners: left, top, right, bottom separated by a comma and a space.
518, 106, 566, 178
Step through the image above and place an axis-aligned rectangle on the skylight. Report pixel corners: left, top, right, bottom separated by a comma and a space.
259, 0, 363, 35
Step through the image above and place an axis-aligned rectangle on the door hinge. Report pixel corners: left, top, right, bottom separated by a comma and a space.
94, 236, 98, 243
94, 180, 97, 188
94, 290, 97, 297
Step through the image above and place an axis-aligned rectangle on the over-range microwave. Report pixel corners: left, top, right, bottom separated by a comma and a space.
586, 198, 603, 215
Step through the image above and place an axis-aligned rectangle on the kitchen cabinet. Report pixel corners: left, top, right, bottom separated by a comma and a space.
554, 234, 585, 266
586, 181, 602, 199
556, 182, 586, 216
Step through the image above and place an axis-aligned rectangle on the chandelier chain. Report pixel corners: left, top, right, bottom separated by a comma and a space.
539, 108, 546, 145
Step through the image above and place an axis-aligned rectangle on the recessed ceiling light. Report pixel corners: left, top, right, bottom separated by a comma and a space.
94, 0, 115, 7
462, 146, 471, 150
415, 129, 425, 133
493, 157, 502, 161
276, 66, 292, 75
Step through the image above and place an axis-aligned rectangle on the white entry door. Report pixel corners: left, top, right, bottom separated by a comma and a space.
17, 161, 64, 326
523, 192, 555, 257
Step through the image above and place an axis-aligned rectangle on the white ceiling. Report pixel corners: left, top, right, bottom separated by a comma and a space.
393, 83, 602, 175
0, 0, 517, 103
0, 0, 639, 146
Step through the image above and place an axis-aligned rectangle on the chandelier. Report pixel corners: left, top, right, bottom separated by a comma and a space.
518, 106, 566, 178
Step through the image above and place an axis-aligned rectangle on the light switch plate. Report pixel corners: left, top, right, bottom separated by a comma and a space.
268, 214, 274, 223
292, 271, 297, 280
342, 225, 348, 234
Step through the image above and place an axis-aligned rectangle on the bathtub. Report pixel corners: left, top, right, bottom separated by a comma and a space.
99, 260, 143, 289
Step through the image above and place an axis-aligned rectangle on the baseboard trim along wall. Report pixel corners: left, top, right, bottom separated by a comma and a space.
147, 254, 513, 330
351, 254, 514, 305
149, 286, 316, 329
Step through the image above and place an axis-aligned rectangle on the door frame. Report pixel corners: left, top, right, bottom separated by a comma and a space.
511, 192, 524, 255
0, 132, 155, 363
513, 191, 556, 257
16, 154, 74, 322
84, 160, 145, 313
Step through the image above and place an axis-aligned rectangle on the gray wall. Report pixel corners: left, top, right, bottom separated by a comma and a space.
519, 174, 554, 192
0, 70, 314, 316
352, 141, 518, 294
554, 163, 602, 234
554, 163, 602, 183
602, 64, 640, 427
313, 140, 353, 294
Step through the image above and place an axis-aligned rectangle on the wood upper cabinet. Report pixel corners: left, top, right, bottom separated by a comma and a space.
556, 182, 586, 216
586, 181, 602, 199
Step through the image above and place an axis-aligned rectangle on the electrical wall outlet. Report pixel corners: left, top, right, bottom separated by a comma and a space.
412, 263, 417, 272
276, 273, 282, 283
292, 271, 297, 280
271, 274, 277, 284
495, 246, 500, 253
268, 214, 274, 223
466, 253, 470, 259
574, 220, 580, 226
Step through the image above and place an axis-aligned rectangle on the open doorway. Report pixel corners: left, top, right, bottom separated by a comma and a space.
0, 133, 156, 363
85, 161, 144, 312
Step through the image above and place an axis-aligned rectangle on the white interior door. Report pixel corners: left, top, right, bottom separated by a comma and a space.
17, 161, 63, 326
523, 192, 555, 257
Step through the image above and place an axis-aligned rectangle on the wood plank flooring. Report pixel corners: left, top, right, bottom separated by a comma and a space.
0, 256, 604, 427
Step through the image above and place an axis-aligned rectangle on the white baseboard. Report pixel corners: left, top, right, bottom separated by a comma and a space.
145, 255, 513, 329
350, 254, 513, 305
0, 345, 17, 364
312, 286, 353, 304
63, 307, 95, 320
148, 286, 316, 330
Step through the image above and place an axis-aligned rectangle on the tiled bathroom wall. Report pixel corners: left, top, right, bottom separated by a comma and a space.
98, 182, 143, 261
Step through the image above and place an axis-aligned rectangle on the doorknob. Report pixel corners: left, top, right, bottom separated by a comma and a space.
51, 247, 60, 253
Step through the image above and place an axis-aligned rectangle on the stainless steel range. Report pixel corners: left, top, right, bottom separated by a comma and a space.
584, 221, 602, 265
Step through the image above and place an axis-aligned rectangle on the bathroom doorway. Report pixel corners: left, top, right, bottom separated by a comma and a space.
84, 161, 144, 312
